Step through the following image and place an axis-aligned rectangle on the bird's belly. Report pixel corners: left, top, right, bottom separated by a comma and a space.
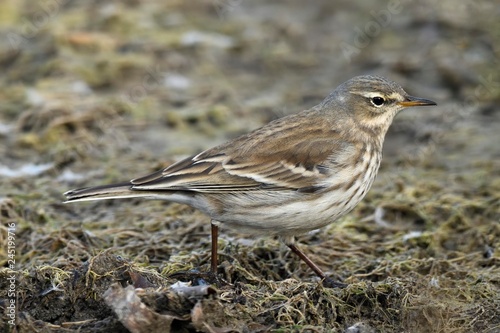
202, 185, 372, 236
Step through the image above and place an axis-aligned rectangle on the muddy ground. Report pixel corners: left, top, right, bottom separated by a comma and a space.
0, 1, 499, 332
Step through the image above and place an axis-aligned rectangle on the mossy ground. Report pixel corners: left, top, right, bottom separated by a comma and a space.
0, 1, 499, 332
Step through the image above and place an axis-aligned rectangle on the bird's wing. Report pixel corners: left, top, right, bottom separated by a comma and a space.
131, 111, 353, 193
131, 153, 261, 192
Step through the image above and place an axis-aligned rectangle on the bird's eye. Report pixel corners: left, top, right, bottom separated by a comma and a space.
371, 96, 385, 107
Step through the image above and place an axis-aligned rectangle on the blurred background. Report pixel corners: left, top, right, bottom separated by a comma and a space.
1, 0, 498, 183
0, 1, 498, 332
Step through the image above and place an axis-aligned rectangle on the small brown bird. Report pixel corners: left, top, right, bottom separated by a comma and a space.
64, 75, 436, 287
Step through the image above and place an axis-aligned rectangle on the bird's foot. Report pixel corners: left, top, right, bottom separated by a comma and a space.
322, 277, 348, 288
169, 270, 229, 287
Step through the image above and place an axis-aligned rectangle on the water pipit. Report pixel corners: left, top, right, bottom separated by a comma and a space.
64, 75, 436, 287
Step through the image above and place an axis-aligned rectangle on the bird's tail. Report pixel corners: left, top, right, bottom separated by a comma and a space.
64, 182, 151, 203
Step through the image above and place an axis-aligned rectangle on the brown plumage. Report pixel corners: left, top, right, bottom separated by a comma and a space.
64, 75, 436, 287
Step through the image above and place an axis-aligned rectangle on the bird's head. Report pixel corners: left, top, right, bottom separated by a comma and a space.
323, 75, 436, 137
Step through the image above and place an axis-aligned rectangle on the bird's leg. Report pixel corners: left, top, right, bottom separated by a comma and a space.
287, 243, 326, 279
287, 242, 347, 288
210, 221, 219, 274
169, 221, 226, 286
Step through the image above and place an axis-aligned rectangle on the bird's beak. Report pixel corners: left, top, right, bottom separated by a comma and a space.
398, 95, 437, 107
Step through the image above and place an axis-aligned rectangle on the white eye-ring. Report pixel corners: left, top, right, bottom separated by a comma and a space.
370, 96, 385, 107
